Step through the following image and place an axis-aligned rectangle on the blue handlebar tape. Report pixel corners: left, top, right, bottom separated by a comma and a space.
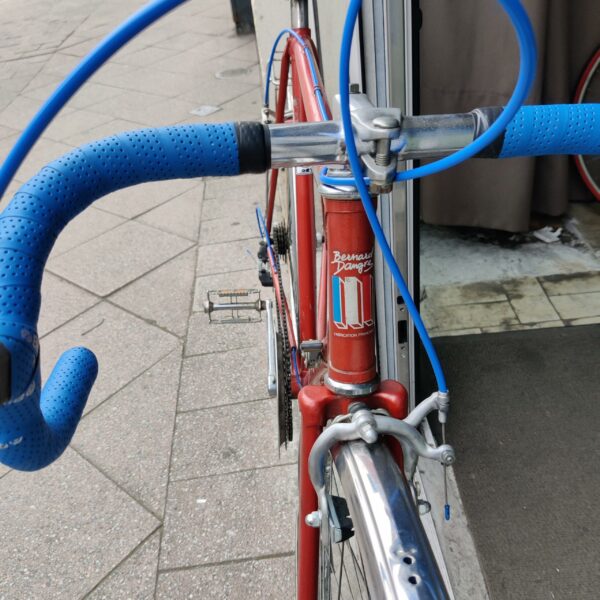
0, 123, 240, 471
500, 104, 600, 157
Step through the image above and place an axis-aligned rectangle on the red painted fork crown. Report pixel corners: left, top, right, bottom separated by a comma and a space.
297, 381, 409, 599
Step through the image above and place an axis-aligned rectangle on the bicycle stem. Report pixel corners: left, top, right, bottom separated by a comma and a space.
268, 96, 600, 188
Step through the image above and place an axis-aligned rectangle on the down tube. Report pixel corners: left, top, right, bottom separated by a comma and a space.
289, 29, 329, 600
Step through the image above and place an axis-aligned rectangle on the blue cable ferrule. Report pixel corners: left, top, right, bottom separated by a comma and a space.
264, 28, 329, 121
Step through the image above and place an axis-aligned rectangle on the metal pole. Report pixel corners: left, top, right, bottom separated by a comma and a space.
291, 0, 309, 29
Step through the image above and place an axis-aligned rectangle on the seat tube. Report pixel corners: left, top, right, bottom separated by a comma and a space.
321, 184, 379, 396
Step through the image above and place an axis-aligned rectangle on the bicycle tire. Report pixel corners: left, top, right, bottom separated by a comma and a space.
573, 47, 600, 201
319, 440, 449, 599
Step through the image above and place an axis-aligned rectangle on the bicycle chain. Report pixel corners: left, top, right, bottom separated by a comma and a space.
273, 248, 294, 447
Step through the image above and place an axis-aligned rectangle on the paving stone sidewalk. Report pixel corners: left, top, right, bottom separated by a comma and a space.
0, 1, 295, 598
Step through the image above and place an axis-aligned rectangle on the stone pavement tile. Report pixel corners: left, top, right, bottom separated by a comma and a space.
47, 220, 193, 296
0, 123, 16, 139
225, 39, 260, 63
123, 96, 202, 127
50, 206, 125, 257
113, 45, 181, 68
170, 16, 235, 39
549, 292, 600, 320
179, 347, 267, 412
204, 173, 264, 197
199, 86, 262, 123
138, 183, 203, 241
501, 276, 546, 297
110, 248, 196, 338
88, 62, 138, 86
42, 109, 115, 142
96, 178, 199, 219
431, 328, 483, 338
509, 294, 561, 324
180, 76, 256, 107
40, 52, 82, 78
481, 321, 564, 334
155, 31, 214, 53
565, 316, 600, 326
429, 301, 518, 332
196, 239, 259, 276
540, 271, 600, 296
193, 269, 259, 312
63, 117, 148, 147
154, 52, 253, 78
424, 281, 506, 307
0, 131, 19, 160
198, 2, 233, 19
160, 464, 296, 569
60, 36, 109, 58
83, 89, 166, 124
41, 302, 179, 413
38, 272, 99, 337
87, 531, 161, 600
19, 72, 64, 98
501, 277, 561, 324
66, 83, 127, 110
185, 31, 253, 61
170, 398, 293, 481
0, 95, 47, 129
201, 188, 263, 220
156, 555, 295, 599
186, 312, 263, 356
73, 351, 181, 517
168, 0, 216, 17
108, 67, 197, 98
219, 63, 261, 87
199, 216, 259, 246
0, 448, 159, 599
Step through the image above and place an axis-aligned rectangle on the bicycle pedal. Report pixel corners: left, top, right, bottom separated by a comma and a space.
257, 240, 273, 287
203, 289, 265, 324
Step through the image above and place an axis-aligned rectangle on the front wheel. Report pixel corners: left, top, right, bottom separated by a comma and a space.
318, 441, 449, 599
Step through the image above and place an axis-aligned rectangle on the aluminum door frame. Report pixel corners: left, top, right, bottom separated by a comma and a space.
360, 0, 417, 408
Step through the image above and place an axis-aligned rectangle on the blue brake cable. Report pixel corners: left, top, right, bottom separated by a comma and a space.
264, 28, 329, 121
0, 0, 189, 200
338, 0, 538, 394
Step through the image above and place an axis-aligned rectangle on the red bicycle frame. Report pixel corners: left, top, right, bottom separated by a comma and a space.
265, 26, 409, 600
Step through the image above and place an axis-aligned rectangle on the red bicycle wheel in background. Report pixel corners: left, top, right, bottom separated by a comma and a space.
574, 47, 600, 201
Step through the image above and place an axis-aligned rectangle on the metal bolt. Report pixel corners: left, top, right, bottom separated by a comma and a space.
441, 448, 455, 465
417, 499, 432, 515
372, 116, 399, 167
372, 116, 400, 130
305, 511, 322, 528
359, 422, 378, 444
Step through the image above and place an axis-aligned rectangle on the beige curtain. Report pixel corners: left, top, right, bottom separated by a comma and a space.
419, 0, 599, 232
